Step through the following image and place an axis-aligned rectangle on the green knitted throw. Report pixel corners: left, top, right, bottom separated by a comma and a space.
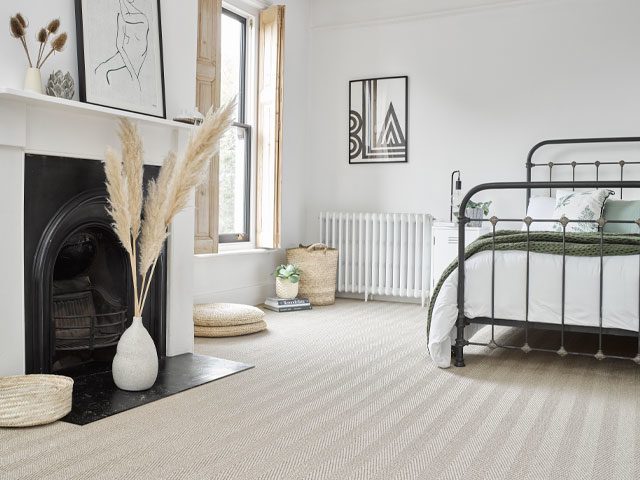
427, 230, 640, 339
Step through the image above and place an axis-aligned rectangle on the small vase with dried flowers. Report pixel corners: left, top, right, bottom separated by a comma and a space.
104, 100, 236, 391
9, 13, 67, 94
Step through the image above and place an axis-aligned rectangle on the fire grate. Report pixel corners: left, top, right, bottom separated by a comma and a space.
53, 288, 126, 351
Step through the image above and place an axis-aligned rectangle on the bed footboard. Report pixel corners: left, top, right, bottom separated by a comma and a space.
455, 179, 640, 367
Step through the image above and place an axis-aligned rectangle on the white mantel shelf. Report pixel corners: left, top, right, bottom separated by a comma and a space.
0, 86, 193, 164
0, 87, 193, 130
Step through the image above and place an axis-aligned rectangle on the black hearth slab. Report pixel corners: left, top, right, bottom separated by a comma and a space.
62, 353, 253, 425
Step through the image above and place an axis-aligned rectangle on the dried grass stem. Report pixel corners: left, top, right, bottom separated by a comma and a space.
104, 99, 236, 316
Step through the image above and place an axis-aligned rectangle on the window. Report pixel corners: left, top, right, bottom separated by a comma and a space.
194, 1, 283, 253
219, 8, 251, 243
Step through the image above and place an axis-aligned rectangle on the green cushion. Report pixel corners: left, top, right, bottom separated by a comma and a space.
603, 200, 640, 234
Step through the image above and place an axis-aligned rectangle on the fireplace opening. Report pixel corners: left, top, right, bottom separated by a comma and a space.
51, 229, 129, 371
24, 154, 166, 375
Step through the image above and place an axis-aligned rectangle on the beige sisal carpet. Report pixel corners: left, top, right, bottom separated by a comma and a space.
2, 299, 640, 479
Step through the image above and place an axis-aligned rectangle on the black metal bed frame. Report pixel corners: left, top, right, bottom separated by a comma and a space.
455, 137, 640, 367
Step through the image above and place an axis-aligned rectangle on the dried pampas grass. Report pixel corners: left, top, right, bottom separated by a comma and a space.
115, 118, 145, 307
104, 99, 236, 316
119, 120, 144, 238
165, 100, 236, 222
137, 152, 176, 310
104, 148, 132, 256
139, 152, 176, 279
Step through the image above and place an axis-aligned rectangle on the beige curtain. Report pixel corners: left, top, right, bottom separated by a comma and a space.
256, 5, 285, 249
194, 0, 222, 254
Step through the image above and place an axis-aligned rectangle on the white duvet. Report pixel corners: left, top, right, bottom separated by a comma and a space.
428, 250, 640, 368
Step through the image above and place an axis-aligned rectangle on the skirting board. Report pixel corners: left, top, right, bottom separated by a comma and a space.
193, 282, 275, 307
194, 289, 429, 307
336, 292, 428, 306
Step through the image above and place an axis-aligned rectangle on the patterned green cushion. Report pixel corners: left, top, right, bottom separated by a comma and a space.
552, 189, 611, 233
603, 200, 640, 234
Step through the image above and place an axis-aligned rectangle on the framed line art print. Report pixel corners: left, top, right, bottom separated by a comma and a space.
349, 76, 408, 164
75, 0, 166, 118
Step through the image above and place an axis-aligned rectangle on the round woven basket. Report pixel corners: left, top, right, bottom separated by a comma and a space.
0, 375, 73, 427
286, 243, 338, 306
195, 320, 267, 337
193, 303, 265, 327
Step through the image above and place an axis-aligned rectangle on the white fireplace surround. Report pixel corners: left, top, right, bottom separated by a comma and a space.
0, 88, 195, 376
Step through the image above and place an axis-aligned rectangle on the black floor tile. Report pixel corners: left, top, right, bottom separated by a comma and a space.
62, 353, 252, 425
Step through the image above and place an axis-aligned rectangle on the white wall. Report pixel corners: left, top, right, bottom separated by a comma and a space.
304, 0, 640, 240
0, 0, 197, 119
9, 0, 639, 309
280, 0, 311, 247
193, 250, 281, 305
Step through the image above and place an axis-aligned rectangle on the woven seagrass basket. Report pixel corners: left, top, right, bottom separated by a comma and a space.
286, 243, 338, 306
0, 375, 73, 427
193, 303, 267, 337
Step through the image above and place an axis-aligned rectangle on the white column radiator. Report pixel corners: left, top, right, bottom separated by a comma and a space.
319, 212, 433, 306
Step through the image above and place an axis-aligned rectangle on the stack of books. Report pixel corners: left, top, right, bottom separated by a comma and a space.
263, 297, 312, 312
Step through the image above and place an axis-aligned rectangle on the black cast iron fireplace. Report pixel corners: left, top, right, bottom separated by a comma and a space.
24, 154, 166, 374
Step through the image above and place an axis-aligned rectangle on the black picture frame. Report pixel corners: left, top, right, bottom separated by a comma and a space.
349, 75, 408, 164
75, 0, 167, 119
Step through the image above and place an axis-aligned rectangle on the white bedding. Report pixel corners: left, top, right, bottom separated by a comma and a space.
428, 250, 640, 368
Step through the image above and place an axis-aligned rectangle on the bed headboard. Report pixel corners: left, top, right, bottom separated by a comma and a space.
525, 137, 640, 205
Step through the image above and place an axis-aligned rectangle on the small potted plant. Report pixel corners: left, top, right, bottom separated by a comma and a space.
274, 264, 301, 299
466, 200, 492, 227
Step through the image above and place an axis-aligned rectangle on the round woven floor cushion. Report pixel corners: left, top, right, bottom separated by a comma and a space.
0, 375, 73, 427
194, 303, 265, 327
195, 320, 267, 337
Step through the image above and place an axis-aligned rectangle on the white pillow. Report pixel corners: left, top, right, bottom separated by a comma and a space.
522, 196, 557, 231
552, 189, 611, 233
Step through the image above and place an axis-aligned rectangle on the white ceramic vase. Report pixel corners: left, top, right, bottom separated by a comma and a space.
276, 277, 299, 299
24, 67, 43, 94
112, 317, 159, 391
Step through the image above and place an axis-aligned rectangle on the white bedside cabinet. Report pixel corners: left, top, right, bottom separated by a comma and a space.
430, 222, 489, 292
